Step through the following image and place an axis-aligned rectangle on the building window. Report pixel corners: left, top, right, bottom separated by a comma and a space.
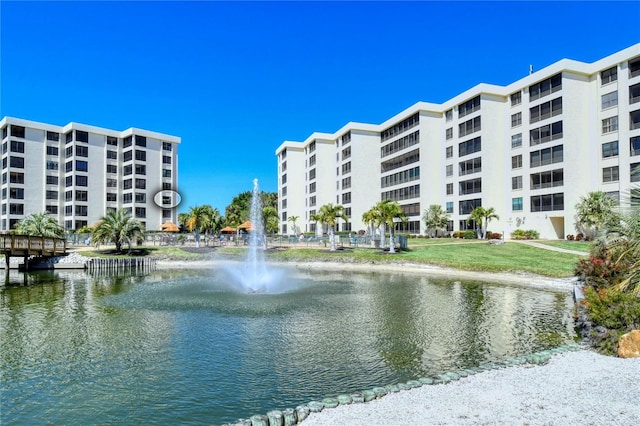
445, 146, 453, 158
530, 97, 562, 123
162, 182, 172, 190
75, 206, 88, 216
123, 165, 132, 176
76, 160, 88, 172
162, 142, 172, 151
511, 112, 522, 127
10, 172, 24, 184
512, 154, 522, 169
445, 109, 453, 121
162, 169, 172, 178
446, 183, 453, 195
601, 92, 618, 110
107, 178, 117, 188
459, 157, 482, 176
46, 205, 58, 214
10, 156, 25, 168
511, 133, 522, 148
65, 131, 73, 144
445, 128, 453, 140
512, 176, 523, 190
309, 168, 316, 180
107, 136, 118, 146
531, 193, 564, 212
458, 95, 480, 118
531, 169, 564, 189
123, 150, 132, 162
529, 73, 562, 101
76, 145, 88, 157
76, 190, 88, 202
76, 176, 88, 186
107, 164, 117, 174
163, 155, 172, 164
630, 57, 640, 78
9, 203, 24, 215
46, 175, 58, 185
530, 121, 563, 146
10, 125, 25, 138
342, 176, 351, 189
603, 166, 619, 183
47, 146, 59, 156
602, 141, 619, 158
459, 198, 482, 215
512, 197, 523, 211
75, 130, 89, 143
123, 179, 133, 190
630, 83, 640, 105
65, 146, 73, 158
631, 109, 640, 130
341, 192, 351, 204
309, 182, 316, 193
65, 176, 73, 187
601, 66, 617, 85
65, 161, 73, 172
46, 161, 59, 170
631, 163, 640, 182
135, 193, 146, 203
123, 193, 133, 204
135, 135, 147, 147
459, 178, 482, 195
10, 141, 25, 153
123, 136, 132, 148
446, 164, 453, 177
446, 202, 453, 213
510, 91, 522, 106
135, 178, 146, 189
107, 150, 117, 160
47, 131, 60, 141
631, 136, 640, 156
106, 193, 117, 202
10, 188, 24, 199
135, 150, 146, 161
458, 116, 481, 137
602, 116, 618, 133
459, 136, 481, 157
530, 145, 564, 168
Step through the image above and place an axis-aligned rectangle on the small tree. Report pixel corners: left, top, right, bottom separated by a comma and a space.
422, 204, 450, 237
575, 191, 617, 236
468, 206, 499, 239
92, 209, 145, 253
376, 199, 408, 253
317, 203, 348, 251
288, 215, 300, 236
14, 212, 65, 238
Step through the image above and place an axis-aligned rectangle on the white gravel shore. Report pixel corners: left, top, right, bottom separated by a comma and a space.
301, 350, 640, 426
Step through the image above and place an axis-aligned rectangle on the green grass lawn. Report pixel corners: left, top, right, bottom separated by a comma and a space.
533, 240, 592, 252
74, 239, 584, 278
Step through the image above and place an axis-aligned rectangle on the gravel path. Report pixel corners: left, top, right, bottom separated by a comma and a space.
300, 350, 640, 426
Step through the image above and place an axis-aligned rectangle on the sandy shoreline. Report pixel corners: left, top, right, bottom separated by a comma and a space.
155, 258, 578, 293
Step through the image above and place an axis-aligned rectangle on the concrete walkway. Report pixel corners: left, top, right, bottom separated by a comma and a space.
512, 240, 589, 256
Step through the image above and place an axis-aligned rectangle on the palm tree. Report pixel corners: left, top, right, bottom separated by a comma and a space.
177, 212, 190, 231
309, 213, 321, 237
361, 208, 378, 238
262, 205, 279, 236
376, 199, 407, 253
317, 203, 348, 251
422, 204, 450, 237
575, 191, 617, 236
288, 215, 299, 236
92, 209, 145, 253
185, 205, 215, 248
14, 212, 65, 238
468, 206, 499, 239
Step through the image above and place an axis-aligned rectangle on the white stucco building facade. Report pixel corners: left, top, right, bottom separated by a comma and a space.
0, 117, 180, 232
276, 43, 640, 239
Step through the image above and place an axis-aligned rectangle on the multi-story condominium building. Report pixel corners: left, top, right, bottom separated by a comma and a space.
0, 117, 180, 232
276, 43, 640, 239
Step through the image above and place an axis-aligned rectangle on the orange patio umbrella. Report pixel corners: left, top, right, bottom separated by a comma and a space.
220, 226, 236, 233
237, 221, 253, 231
161, 221, 180, 232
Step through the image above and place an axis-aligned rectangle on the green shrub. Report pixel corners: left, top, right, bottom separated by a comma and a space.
582, 287, 640, 355
510, 229, 540, 240
462, 230, 477, 239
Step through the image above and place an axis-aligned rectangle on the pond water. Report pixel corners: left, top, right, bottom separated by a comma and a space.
0, 266, 576, 425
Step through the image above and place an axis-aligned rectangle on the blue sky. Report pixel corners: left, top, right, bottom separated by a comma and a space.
1, 1, 639, 214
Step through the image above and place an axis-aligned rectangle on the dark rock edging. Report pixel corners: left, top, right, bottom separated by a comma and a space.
222, 344, 585, 426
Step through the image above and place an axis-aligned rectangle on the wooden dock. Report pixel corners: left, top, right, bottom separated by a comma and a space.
0, 234, 67, 270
